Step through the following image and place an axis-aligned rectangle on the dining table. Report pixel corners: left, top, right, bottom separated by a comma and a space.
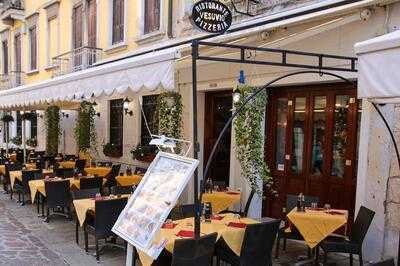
136, 213, 258, 266
58, 161, 76, 169
9, 168, 53, 190
202, 191, 242, 214
115, 175, 143, 186
84, 167, 111, 177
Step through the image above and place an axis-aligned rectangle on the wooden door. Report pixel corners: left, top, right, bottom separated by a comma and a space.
204, 91, 232, 186
264, 83, 359, 221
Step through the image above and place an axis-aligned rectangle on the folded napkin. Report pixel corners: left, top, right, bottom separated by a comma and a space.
227, 222, 247, 228
226, 191, 240, 195
176, 230, 194, 238
162, 223, 177, 229
211, 215, 224, 220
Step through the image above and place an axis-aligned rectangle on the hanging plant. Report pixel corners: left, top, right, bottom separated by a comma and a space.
157, 92, 183, 139
1, 114, 14, 123
44, 106, 61, 156
10, 136, 22, 146
130, 144, 157, 162
21, 112, 37, 121
26, 137, 38, 147
233, 85, 275, 196
74, 101, 97, 153
103, 142, 122, 158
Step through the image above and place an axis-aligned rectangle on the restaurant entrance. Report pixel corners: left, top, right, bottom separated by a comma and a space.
264, 83, 360, 221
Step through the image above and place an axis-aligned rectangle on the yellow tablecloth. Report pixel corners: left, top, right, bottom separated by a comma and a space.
85, 167, 111, 177
10, 154, 17, 162
138, 214, 258, 266
0, 165, 5, 175
59, 161, 75, 169
287, 208, 348, 248
202, 191, 241, 213
116, 175, 142, 186
10, 169, 53, 190
73, 195, 130, 226
25, 163, 37, 170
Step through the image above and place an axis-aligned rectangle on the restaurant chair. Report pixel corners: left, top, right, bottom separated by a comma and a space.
316, 206, 375, 266
75, 159, 86, 175
171, 232, 218, 266
216, 219, 280, 266
71, 188, 100, 245
44, 179, 72, 223
103, 164, 121, 192
14, 169, 42, 205
371, 259, 395, 266
110, 185, 135, 195
275, 194, 319, 258
133, 167, 147, 175
54, 168, 74, 179
5, 162, 23, 198
64, 154, 77, 161
180, 204, 196, 218
219, 190, 255, 217
84, 197, 128, 261
16, 151, 24, 164
80, 176, 103, 191
169, 206, 184, 220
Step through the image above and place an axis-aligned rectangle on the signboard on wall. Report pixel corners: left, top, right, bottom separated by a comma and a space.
191, 0, 232, 33
112, 152, 199, 258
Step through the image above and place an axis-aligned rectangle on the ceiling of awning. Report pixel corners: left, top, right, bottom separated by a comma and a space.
355, 30, 400, 102
0, 48, 180, 110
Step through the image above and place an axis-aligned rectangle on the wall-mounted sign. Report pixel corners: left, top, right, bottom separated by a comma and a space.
192, 0, 232, 34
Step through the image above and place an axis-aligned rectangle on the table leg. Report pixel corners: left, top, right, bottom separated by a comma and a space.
126, 244, 135, 266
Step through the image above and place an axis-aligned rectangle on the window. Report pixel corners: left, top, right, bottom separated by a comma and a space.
45, 2, 59, 66
14, 33, 22, 85
2, 40, 8, 75
16, 111, 22, 137
72, 4, 83, 68
109, 99, 124, 154
30, 113, 37, 139
112, 0, 124, 44
87, 0, 97, 48
141, 95, 159, 145
144, 0, 160, 34
29, 26, 38, 71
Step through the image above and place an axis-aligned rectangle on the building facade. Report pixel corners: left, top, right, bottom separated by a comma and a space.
0, 0, 399, 262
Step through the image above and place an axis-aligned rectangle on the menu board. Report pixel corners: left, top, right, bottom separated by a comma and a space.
112, 152, 199, 258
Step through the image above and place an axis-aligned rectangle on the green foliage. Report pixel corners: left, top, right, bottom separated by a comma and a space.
103, 142, 122, 158
74, 101, 97, 153
26, 137, 37, 147
1, 114, 14, 123
10, 135, 22, 146
157, 92, 183, 139
130, 144, 156, 161
45, 106, 61, 156
233, 85, 275, 196
21, 112, 37, 121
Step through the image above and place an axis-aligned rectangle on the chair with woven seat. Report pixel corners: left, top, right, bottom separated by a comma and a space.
371, 259, 395, 266
219, 190, 255, 217
54, 168, 74, 179
133, 167, 147, 175
75, 159, 86, 175
5, 162, 22, 198
316, 205, 375, 266
71, 188, 100, 245
216, 219, 280, 266
84, 197, 128, 261
110, 185, 135, 195
275, 194, 319, 258
14, 169, 42, 205
103, 164, 121, 192
44, 179, 72, 222
80, 177, 103, 190
181, 204, 196, 218
171, 232, 218, 266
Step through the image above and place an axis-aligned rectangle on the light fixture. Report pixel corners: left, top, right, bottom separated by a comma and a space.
123, 98, 133, 116
92, 101, 101, 117
149, 135, 177, 153
233, 89, 241, 103
62, 112, 69, 118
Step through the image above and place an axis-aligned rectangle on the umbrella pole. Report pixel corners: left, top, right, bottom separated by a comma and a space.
22, 119, 26, 164
5, 122, 8, 154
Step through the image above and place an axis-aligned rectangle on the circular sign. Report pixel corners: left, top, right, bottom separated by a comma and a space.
192, 0, 232, 34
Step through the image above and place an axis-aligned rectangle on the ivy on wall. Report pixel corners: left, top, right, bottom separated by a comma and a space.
233, 85, 275, 196
45, 106, 61, 156
157, 92, 183, 139
74, 101, 97, 153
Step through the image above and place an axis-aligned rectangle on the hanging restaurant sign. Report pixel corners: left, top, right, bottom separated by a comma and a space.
192, 0, 232, 34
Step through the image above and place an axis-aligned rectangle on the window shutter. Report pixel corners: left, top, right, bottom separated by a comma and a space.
87, 0, 96, 47
144, 0, 160, 34
73, 4, 83, 49
112, 0, 124, 44
30, 27, 37, 70
2, 40, 8, 75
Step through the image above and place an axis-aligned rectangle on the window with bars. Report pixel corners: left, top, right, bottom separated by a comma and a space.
2, 40, 8, 75
109, 99, 124, 153
29, 26, 37, 70
112, 0, 124, 44
144, 0, 161, 34
141, 95, 159, 146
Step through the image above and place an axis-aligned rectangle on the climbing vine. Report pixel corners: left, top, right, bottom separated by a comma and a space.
45, 106, 61, 156
233, 85, 275, 196
157, 92, 183, 139
74, 101, 97, 153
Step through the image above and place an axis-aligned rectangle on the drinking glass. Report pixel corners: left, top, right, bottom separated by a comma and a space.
311, 202, 318, 209
324, 204, 331, 212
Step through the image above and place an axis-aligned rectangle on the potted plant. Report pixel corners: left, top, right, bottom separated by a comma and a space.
130, 144, 156, 162
103, 142, 122, 158
10, 136, 22, 146
26, 137, 37, 148
21, 112, 37, 121
1, 114, 14, 123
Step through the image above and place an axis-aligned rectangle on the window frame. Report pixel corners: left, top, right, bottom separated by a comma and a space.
108, 0, 127, 49
2, 39, 8, 75
137, 0, 165, 42
28, 25, 38, 72
140, 95, 159, 146
109, 99, 124, 155
45, 2, 60, 69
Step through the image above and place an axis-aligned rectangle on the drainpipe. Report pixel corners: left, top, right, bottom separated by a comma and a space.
167, 0, 173, 38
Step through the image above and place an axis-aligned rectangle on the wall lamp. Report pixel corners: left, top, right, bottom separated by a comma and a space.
92, 101, 101, 117
62, 112, 69, 118
123, 98, 133, 116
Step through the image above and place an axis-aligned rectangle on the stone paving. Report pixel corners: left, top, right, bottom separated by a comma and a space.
0, 188, 361, 266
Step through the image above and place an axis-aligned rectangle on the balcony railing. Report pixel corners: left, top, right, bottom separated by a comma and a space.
0, 71, 25, 91
0, 0, 24, 11
0, 0, 24, 25
52, 46, 103, 77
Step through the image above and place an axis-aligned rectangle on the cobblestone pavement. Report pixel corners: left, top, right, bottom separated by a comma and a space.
0, 188, 359, 266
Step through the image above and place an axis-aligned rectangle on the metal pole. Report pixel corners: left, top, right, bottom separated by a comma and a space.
191, 40, 201, 239
22, 118, 26, 164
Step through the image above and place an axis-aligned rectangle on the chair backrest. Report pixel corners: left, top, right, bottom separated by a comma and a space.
44, 180, 71, 208
286, 194, 320, 212
240, 219, 280, 266
171, 232, 217, 266
94, 197, 127, 237
180, 204, 195, 218
54, 168, 74, 179
371, 259, 395, 266
80, 177, 103, 190
134, 167, 147, 175
75, 159, 86, 172
71, 188, 100, 200
110, 185, 134, 195
110, 164, 121, 178
350, 206, 375, 245
21, 169, 42, 190
243, 190, 255, 217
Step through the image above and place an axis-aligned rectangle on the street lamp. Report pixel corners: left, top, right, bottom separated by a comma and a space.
92, 101, 101, 117
123, 98, 133, 116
